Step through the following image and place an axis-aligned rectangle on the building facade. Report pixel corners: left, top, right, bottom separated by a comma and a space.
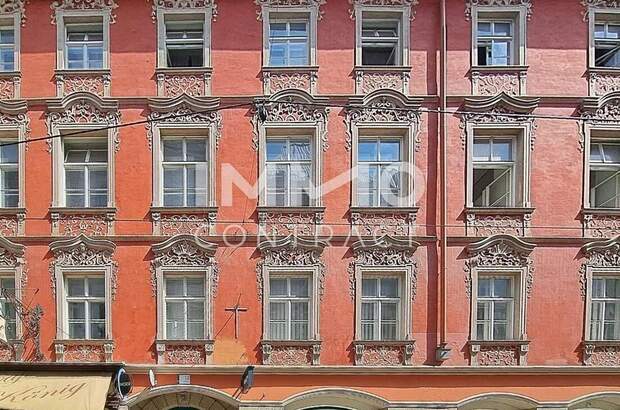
0, 0, 620, 409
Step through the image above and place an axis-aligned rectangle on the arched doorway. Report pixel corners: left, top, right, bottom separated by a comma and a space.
126, 386, 238, 410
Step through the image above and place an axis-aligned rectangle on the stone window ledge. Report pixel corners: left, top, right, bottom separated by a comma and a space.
261, 66, 319, 95
587, 67, 620, 97
469, 340, 529, 366
354, 340, 415, 366
0, 340, 23, 361
54, 339, 114, 363
470, 65, 528, 96
155, 67, 213, 98
257, 206, 325, 237
50, 207, 116, 236
0, 207, 25, 236
353, 65, 411, 95
0, 71, 20, 100
350, 206, 418, 237
583, 340, 620, 366
54, 69, 111, 98
261, 340, 321, 366
582, 208, 620, 238
465, 207, 534, 237
151, 206, 218, 236
155, 339, 214, 365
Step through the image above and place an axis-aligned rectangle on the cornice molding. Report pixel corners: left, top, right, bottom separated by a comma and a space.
152, 234, 217, 266
51, 0, 119, 24
582, 0, 620, 22
151, 0, 218, 22
0, 236, 25, 268
349, 0, 418, 20
580, 235, 620, 297
465, 0, 533, 21
0, 0, 26, 25
255, 0, 326, 21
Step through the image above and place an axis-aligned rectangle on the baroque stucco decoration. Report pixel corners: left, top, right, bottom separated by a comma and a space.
582, 0, 619, 22
344, 89, 422, 152
464, 234, 535, 299
0, 236, 26, 291
151, 0, 218, 22
146, 94, 222, 150
580, 92, 620, 152
459, 92, 539, 150
348, 235, 419, 300
252, 89, 329, 151
255, 0, 326, 20
349, 0, 419, 20
256, 235, 328, 301
45, 92, 121, 152
0, 0, 26, 26
51, 0, 118, 24
150, 234, 218, 296
48, 234, 118, 298
465, 0, 533, 21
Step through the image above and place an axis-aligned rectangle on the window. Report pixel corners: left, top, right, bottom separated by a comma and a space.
0, 25, 15, 72
165, 18, 204, 67
361, 18, 400, 66
472, 137, 515, 207
65, 276, 106, 340
595, 21, 620, 68
0, 142, 18, 208
357, 138, 402, 207
64, 141, 108, 208
268, 276, 309, 340
162, 137, 208, 207
164, 275, 205, 340
476, 276, 514, 341
360, 276, 400, 341
268, 20, 309, 66
590, 142, 620, 208
476, 20, 513, 66
65, 22, 103, 69
266, 137, 312, 207
0, 276, 16, 340
590, 276, 620, 341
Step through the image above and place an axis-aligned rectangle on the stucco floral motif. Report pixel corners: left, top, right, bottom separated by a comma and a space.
151, 0, 218, 22
256, 0, 326, 20
60, 343, 111, 362
47, 100, 119, 126
580, 237, 620, 298
52, 213, 113, 236
465, 0, 533, 20
0, 79, 16, 100
590, 72, 620, 97
157, 73, 208, 97
466, 213, 529, 237
0, 216, 18, 237
476, 72, 519, 96
262, 344, 315, 365
165, 345, 205, 364
51, 0, 118, 24
58, 73, 109, 97
258, 210, 322, 236
584, 343, 620, 366
0, 1, 26, 25
349, 0, 419, 20
583, 214, 620, 238
356, 71, 408, 94
459, 106, 537, 150
354, 343, 413, 366
263, 71, 314, 94
351, 211, 416, 236
0, 345, 14, 361
582, 0, 620, 21
475, 345, 519, 366
155, 213, 215, 236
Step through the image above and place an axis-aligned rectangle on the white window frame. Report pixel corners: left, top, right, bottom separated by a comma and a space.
258, 126, 321, 208
260, 5, 318, 68
0, 14, 19, 72
55, 269, 112, 341
267, 275, 311, 341
63, 142, 108, 208
589, 9, 620, 69
152, 125, 216, 208
470, 7, 526, 67
475, 19, 514, 66
264, 135, 313, 207
63, 275, 107, 340
358, 272, 405, 341
354, 6, 409, 67
583, 125, 620, 210
157, 270, 211, 341
262, 266, 319, 342
157, 9, 211, 69
56, 10, 110, 70
51, 127, 115, 209
587, 272, 620, 341
351, 126, 415, 208
471, 136, 517, 208
0, 272, 18, 341
470, 269, 526, 342
466, 125, 531, 209
0, 128, 25, 209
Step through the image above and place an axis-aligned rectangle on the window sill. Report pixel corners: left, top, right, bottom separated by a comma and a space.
50, 207, 116, 237
54, 339, 114, 363
155, 67, 212, 98
151, 206, 217, 236
257, 206, 324, 237
353, 66, 411, 95
465, 207, 533, 237
470, 65, 528, 72
350, 207, 418, 237
354, 340, 415, 366
468, 340, 529, 366
465, 207, 534, 215
155, 339, 214, 365
261, 340, 321, 366
354, 65, 412, 72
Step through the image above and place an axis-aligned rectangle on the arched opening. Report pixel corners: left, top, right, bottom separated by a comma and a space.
126, 385, 238, 410
458, 393, 538, 410
282, 388, 388, 410
568, 392, 620, 410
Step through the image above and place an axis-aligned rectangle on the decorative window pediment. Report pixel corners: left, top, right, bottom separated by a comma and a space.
51, 0, 118, 23
465, 234, 535, 272
580, 235, 620, 297
0, 237, 26, 361
256, 0, 326, 20
151, 234, 217, 269
349, 0, 418, 20
1, 1, 26, 25
465, 0, 533, 21
151, 0, 217, 21
581, 92, 620, 128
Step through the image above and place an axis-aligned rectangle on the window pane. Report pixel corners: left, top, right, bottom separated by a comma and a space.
0, 144, 17, 164
289, 22, 308, 36
493, 22, 511, 36
89, 168, 107, 190
163, 167, 183, 189
65, 150, 88, 163
68, 302, 85, 321
69, 322, 85, 339
266, 140, 287, 161
493, 277, 512, 297
291, 321, 308, 340
270, 278, 288, 297
268, 42, 286, 66
380, 277, 398, 298
591, 170, 619, 208
88, 150, 107, 163
290, 164, 311, 206
492, 139, 512, 161
477, 301, 491, 322
163, 139, 184, 161
3, 169, 18, 190
362, 278, 377, 297
477, 22, 492, 36
187, 322, 204, 339
269, 23, 287, 37
67, 278, 85, 297
473, 167, 511, 207
186, 139, 207, 162
591, 143, 603, 162
609, 24, 620, 39
593, 277, 605, 298
494, 301, 509, 321
379, 140, 400, 161
381, 302, 397, 321
269, 301, 287, 321
186, 277, 205, 297
493, 323, 508, 340
381, 323, 397, 340
289, 42, 308, 65
358, 140, 378, 162
88, 277, 105, 297
595, 23, 606, 38
289, 140, 311, 160
357, 164, 377, 207
361, 323, 375, 341
65, 169, 85, 189
361, 302, 375, 321
473, 139, 491, 161
604, 144, 620, 163
290, 278, 308, 297
291, 301, 308, 320
166, 278, 184, 297
187, 301, 204, 321
166, 321, 185, 340
266, 164, 287, 206
89, 301, 105, 320
0, 30, 14, 45
607, 278, 620, 298
379, 164, 401, 207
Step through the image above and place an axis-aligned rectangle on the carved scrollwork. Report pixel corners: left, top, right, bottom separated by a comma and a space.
261, 341, 320, 365
580, 93, 620, 152
351, 209, 416, 236
466, 212, 531, 237
0, 100, 30, 155
345, 90, 422, 152
55, 71, 111, 98
152, 211, 216, 236
465, 0, 533, 21
583, 213, 620, 238
55, 341, 114, 362
354, 342, 414, 366
258, 208, 323, 236
471, 71, 523, 96
582, 0, 620, 21
262, 70, 317, 95
469, 341, 528, 366
146, 94, 222, 149
0, 76, 20, 100
0, 237, 24, 272
156, 70, 211, 97
583, 342, 620, 366
51, 211, 115, 236
256, 235, 328, 301
252, 90, 329, 151
0, 0, 26, 26
349, 0, 419, 20
589, 71, 620, 97
156, 341, 213, 364
580, 236, 620, 298
354, 69, 410, 95
151, 0, 218, 22
51, 0, 118, 24
255, 0, 326, 20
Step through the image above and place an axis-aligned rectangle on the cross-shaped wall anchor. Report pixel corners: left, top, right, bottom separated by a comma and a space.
225, 303, 248, 339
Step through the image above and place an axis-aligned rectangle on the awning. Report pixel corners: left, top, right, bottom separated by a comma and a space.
0, 372, 112, 410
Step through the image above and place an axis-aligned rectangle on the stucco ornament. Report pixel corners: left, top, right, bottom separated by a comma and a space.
48, 235, 118, 299
150, 235, 218, 296
151, 0, 217, 21
0, 100, 30, 150
146, 94, 222, 149
580, 92, 620, 151
0, 0, 26, 26
51, 0, 118, 24
349, 0, 419, 20
252, 90, 329, 151
579, 236, 620, 298
582, 0, 620, 22
344, 89, 422, 151
464, 235, 535, 299
0, 236, 26, 294
261, 342, 321, 365
256, 235, 328, 301
465, 0, 533, 21
255, 0, 326, 20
